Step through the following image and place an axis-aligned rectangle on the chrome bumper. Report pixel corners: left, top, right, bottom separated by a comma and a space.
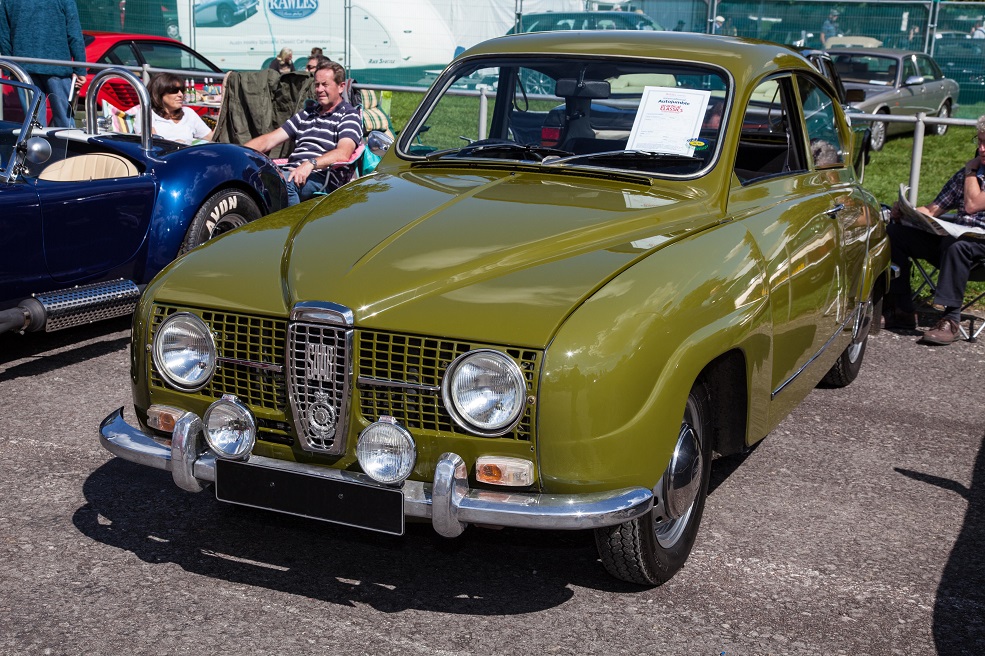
99, 408, 653, 537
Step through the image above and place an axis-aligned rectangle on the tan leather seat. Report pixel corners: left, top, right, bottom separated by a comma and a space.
38, 153, 138, 182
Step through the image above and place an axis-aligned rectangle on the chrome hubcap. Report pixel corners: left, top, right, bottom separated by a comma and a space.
847, 299, 873, 363
654, 397, 703, 548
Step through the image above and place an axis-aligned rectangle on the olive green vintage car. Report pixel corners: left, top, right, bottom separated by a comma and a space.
100, 31, 892, 586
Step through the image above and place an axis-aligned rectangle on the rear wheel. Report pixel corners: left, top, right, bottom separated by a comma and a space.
179, 189, 262, 255
869, 111, 887, 151
822, 294, 874, 387
933, 103, 951, 136
594, 380, 712, 586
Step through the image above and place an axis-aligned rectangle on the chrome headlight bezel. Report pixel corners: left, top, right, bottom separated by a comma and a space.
151, 312, 217, 392
441, 349, 527, 437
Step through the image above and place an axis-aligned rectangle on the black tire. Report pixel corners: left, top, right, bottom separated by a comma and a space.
179, 189, 262, 255
869, 112, 887, 151
216, 4, 234, 26
594, 380, 712, 586
932, 103, 950, 136
822, 293, 874, 387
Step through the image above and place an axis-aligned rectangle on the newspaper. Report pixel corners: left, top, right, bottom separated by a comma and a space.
897, 184, 985, 240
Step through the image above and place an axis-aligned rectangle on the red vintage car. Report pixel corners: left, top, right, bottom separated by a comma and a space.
2, 32, 221, 125
81, 31, 224, 113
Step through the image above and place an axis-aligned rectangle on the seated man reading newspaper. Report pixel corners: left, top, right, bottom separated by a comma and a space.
886, 115, 985, 345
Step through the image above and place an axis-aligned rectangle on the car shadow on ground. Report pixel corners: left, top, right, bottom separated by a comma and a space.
0, 316, 130, 379
74, 459, 651, 612
895, 431, 985, 654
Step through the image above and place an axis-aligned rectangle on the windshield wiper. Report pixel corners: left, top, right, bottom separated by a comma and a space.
424, 142, 573, 162
546, 150, 703, 167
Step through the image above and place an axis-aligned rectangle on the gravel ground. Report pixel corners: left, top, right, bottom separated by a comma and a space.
0, 318, 982, 656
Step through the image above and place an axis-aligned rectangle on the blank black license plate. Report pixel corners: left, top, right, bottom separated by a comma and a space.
215, 459, 404, 535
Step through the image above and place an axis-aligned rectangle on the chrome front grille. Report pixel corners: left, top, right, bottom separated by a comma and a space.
287, 303, 353, 455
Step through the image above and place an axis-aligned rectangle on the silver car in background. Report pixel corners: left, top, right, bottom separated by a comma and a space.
194, 0, 258, 27
829, 48, 959, 151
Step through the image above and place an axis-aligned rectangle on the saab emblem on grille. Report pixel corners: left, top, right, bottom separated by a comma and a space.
308, 392, 337, 438
306, 342, 335, 381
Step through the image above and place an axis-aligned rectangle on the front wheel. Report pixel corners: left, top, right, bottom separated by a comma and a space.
933, 103, 950, 136
594, 380, 712, 586
216, 4, 234, 26
179, 188, 262, 255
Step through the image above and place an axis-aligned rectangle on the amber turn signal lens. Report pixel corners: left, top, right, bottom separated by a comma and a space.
146, 405, 185, 433
475, 456, 534, 486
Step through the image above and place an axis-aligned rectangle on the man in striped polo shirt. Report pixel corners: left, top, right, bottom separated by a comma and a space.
246, 61, 363, 205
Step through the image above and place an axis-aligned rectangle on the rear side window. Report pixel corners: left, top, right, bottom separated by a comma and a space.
797, 76, 845, 169
134, 42, 216, 72
735, 77, 807, 183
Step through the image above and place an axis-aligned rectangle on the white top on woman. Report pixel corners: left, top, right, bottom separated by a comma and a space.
129, 106, 212, 144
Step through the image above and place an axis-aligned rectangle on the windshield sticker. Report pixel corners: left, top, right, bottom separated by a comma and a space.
688, 139, 708, 149
627, 86, 712, 156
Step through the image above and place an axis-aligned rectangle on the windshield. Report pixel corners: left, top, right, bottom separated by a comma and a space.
0, 77, 41, 182
832, 54, 899, 86
399, 56, 729, 178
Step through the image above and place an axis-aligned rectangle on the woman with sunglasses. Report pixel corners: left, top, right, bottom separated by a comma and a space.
133, 73, 214, 144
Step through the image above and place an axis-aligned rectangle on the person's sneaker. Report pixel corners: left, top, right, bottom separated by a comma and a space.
882, 309, 917, 330
920, 317, 961, 345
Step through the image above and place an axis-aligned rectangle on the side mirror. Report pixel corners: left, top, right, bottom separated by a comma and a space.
367, 130, 393, 157
23, 136, 51, 165
903, 75, 925, 86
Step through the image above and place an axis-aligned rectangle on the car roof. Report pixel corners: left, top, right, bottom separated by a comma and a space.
468, 31, 814, 84
84, 31, 181, 44
826, 48, 924, 58
522, 11, 649, 17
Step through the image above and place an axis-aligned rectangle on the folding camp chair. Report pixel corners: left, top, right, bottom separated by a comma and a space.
911, 255, 985, 342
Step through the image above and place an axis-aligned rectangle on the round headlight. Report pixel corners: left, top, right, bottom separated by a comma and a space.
357, 419, 416, 484
152, 312, 216, 391
441, 349, 526, 436
203, 395, 256, 460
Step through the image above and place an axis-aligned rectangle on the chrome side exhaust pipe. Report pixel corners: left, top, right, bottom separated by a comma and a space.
0, 279, 141, 334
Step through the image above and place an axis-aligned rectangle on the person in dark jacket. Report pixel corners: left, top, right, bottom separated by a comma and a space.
0, 0, 87, 127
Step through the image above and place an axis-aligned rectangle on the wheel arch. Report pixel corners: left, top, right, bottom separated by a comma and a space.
697, 349, 748, 458
537, 225, 772, 494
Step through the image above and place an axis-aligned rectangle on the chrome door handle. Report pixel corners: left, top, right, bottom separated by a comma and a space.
824, 203, 845, 218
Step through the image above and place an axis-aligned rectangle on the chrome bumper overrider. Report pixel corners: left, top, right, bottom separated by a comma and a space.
99, 408, 653, 537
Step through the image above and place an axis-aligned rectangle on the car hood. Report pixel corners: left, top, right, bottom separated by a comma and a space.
841, 81, 896, 102
152, 168, 718, 347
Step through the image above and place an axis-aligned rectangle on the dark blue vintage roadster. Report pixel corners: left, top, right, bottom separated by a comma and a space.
0, 62, 287, 335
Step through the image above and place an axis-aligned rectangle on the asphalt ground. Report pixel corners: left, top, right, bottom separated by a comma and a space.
1, 316, 983, 655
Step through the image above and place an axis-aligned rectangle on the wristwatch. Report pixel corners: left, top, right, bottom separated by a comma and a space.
304, 158, 319, 170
